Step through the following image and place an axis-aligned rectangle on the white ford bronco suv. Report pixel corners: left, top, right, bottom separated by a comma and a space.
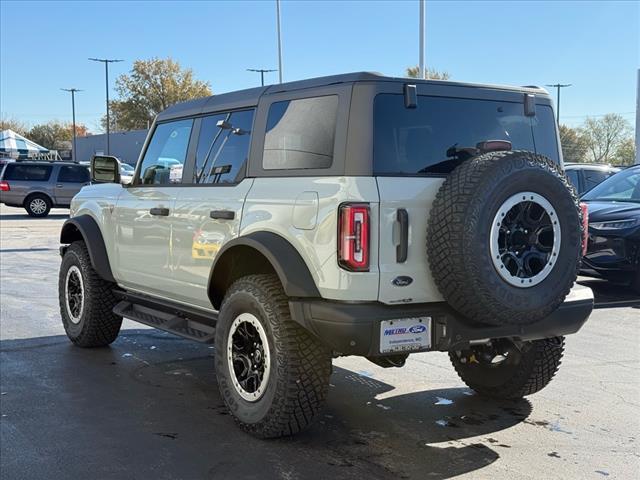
58, 72, 593, 438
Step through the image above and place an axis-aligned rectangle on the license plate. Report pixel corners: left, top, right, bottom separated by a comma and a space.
380, 317, 431, 353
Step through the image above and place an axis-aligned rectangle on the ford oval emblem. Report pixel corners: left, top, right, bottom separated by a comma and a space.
392, 276, 413, 287
409, 324, 427, 334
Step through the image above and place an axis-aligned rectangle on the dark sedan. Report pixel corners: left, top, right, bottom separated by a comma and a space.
580, 165, 640, 292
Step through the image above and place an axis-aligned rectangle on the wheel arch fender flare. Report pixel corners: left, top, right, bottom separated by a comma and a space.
24, 190, 53, 204
60, 215, 115, 283
208, 231, 320, 309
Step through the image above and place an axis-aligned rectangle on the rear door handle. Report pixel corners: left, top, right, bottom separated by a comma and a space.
396, 208, 409, 263
150, 207, 170, 216
210, 210, 235, 220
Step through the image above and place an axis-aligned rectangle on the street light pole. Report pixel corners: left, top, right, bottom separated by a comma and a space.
276, 0, 283, 83
419, 0, 426, 79
61, 88, 82, 162
89, 58, 123, 155
247, 68, 277, 86
635, 69, 639, 165
546, 83, 572, 124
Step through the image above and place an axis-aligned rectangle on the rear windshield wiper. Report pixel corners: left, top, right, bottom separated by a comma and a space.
419, 140, 513, 174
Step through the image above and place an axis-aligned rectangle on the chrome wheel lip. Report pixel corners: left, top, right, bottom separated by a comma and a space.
227, 313, 271, 402
30, 198, 47, 214
65, 265, 85, 324
489, 191, 561, 288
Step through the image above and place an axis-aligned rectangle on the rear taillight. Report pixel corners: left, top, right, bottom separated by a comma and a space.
338, 203, 370, 272
580, 202, 589, 256
0, 181, 9, 192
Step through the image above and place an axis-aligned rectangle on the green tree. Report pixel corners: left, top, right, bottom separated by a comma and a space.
105, 57, 212, 131
405, 66, 451, 80
579, 114, 632, 164
28, 121, 88, 150
558, 124, 587, 163
0, 116, 29, 136
613, 137, 636, 166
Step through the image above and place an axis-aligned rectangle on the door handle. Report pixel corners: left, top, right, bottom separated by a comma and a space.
150, 207, 170, 216
56, 184, 63, 188
210, 210, 235, 220
396, 209, 409, 263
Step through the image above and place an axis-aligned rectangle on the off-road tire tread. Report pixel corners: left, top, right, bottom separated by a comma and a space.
217, 274, 331, 438
449, 337, 565, 399
427, 150, 583, 326
59, 241, 122, 347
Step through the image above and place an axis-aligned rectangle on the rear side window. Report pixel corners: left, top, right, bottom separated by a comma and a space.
263, 95, 338, 170
193, 109, 254, 184
584, 169, 613, 192
374, 94, 559, 175
138, 119, 193, 185
3, 164, 53, 181
58, 165, 90, 183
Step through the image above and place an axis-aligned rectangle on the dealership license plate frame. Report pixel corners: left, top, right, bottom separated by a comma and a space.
379, 317, 432, 354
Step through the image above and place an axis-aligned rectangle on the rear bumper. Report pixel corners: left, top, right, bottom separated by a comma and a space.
289, 284, 594, 357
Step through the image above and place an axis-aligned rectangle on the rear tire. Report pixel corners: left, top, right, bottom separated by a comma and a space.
449, 337, 565, 399
25, 193, 51, 218
215, 274, 332, 438
59, 241, 122, 347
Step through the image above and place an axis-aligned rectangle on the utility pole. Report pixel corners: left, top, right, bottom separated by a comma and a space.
61, 88, 82, 162
419, 0, 426, 79
546, 83, 572, 124
276, 0, 283, 83
247, 68, 277, 86
89, 58, 123, 155
635, 69, 639, 165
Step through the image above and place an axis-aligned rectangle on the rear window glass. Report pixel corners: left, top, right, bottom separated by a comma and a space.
263, 95, 338, 170
3, 164, 53, 181
374, 94, 559, 175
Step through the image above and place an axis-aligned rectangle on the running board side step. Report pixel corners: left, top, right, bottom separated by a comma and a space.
113, 291, 217, 344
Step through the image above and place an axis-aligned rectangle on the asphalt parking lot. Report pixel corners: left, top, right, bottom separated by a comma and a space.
1, 204, 638, 480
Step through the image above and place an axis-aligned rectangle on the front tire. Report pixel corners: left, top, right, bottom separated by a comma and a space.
449, 337, 565, 399
215, 274, 332, 438
59, 241, 122, 347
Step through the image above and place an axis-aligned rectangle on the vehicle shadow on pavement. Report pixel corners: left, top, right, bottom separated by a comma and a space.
0, 213, 69, 220
0, 330, 532, 480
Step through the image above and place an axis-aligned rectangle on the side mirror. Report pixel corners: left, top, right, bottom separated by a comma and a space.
91, 155, 121, 184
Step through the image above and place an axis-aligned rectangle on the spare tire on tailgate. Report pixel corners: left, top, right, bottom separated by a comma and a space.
427, 150, 583, 326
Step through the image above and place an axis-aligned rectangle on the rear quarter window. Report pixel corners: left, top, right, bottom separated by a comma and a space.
374, 94, 559, 176
3, 164, 53, 181
263, 95, 338, 170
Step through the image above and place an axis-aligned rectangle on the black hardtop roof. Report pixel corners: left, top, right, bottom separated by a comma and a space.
156, 71, 550, 122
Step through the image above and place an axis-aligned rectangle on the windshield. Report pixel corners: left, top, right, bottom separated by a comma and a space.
582, 167, 640, 203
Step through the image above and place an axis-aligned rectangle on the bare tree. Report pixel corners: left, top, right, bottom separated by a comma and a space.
579, 114, 632, 163
0, 116, 29, 136
405, 66, 451, 80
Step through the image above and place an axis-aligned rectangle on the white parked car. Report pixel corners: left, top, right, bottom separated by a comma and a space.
119, 163, 135, 184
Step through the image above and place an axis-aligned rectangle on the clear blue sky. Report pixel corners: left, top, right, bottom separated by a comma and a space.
1, 0, 637, 132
